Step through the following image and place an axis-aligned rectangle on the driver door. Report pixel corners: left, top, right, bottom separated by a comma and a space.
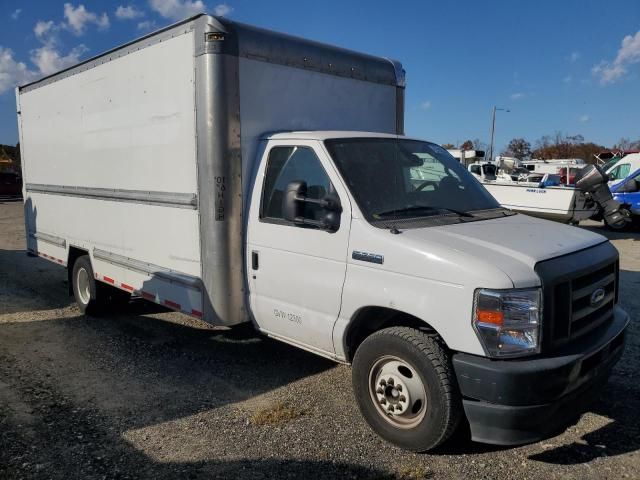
246, 141, 351, 356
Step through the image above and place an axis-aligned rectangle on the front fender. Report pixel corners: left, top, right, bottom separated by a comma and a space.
332, 263, 487, 360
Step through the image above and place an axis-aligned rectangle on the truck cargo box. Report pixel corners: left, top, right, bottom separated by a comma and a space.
17, 14, 405, 325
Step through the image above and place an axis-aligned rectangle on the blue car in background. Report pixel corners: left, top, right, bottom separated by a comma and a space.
610, 167, 640, 229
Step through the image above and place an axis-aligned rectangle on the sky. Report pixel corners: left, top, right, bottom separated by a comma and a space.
0, 0, 639, 153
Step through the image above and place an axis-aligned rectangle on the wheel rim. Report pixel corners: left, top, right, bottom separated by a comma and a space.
368, 355, 427, 429
76, 267, 91, 305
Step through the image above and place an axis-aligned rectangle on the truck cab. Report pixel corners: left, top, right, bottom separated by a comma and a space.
246, 131, 629, 450
467, 161, 497, 181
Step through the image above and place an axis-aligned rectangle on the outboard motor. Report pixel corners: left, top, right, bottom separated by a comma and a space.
575, 165, 629, 228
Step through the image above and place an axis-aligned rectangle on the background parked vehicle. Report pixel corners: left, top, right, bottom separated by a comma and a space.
0, 171, 22, 198
609, 168, 640, 229
605, 153, 640, 186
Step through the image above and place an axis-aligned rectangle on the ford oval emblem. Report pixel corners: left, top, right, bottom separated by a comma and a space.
590, 287, 606, 306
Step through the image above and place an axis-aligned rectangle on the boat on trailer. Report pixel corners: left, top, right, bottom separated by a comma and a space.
466, 160, 597, 224
481, 179, 596, 224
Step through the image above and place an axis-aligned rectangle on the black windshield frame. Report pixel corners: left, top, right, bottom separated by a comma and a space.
324, 137, 502, 226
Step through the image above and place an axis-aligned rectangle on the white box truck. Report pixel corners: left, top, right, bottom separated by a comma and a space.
16, 14, 629, 451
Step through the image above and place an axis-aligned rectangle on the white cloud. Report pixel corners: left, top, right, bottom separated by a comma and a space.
116, 5, 145, 20
149, 0, 206, 20
592, 30, 640, 84
419, 101, 431, 110
213, 4, 232, 16
34, 20, 57, 41
11, 9, 22, 20
30, 44, 89, 76
510, 92, 525, 100
0, 47, 38, 94
592, 61, 626, 84
63, 3, 110, 35
579, 114, 591, 123
563, 75, 572, 84
137, 20, 157, 31
569, 51, 581, 62
0, 4, 101, 95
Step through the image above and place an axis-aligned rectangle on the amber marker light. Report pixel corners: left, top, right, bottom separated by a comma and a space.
476, 309, 504, 326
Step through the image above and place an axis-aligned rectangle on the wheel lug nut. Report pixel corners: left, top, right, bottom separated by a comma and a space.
396, 385, 402, 392
380, 398, 386, 405
379, 380, 386, 386
399, 395, 406, 402
387, 405, 394, 412
388, 378, 394, 386
395, 405, 402, 411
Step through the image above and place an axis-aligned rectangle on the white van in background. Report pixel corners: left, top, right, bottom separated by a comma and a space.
606, 153, 640, 187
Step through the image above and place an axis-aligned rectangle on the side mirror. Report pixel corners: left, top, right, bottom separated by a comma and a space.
283, 180, 306, 223
618, 179, 638, 193
282, 181, 342, 231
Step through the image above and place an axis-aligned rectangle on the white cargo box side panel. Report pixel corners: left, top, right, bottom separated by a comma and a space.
20, 31, 197, 193
238, 58, 397, 190
19, 31, 202, 279
24, 193, 201, 277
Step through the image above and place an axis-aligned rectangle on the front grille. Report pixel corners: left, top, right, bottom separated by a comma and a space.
551, 263, 616, 344
535, 242, 619, 351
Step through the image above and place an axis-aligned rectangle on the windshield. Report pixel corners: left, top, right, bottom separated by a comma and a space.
324, 138, 501, 223
602, 158, 621, 172
482, 164, 497, 175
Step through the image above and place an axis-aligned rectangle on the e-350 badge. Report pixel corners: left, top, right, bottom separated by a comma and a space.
352, 251, 384, 265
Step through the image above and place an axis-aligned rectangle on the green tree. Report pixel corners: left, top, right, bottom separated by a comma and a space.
502, 138, 532, 160
460, 140, 474, 150
531, 132, 604, 163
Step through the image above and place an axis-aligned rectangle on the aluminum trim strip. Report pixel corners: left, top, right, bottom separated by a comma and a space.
93, 248, 202, 290
26, 183, 197, 209
28, 231, 67, 248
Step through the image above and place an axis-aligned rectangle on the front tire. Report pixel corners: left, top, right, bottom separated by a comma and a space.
352, 327, 462, 452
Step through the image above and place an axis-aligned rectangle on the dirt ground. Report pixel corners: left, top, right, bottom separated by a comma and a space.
1, 200, 638, 480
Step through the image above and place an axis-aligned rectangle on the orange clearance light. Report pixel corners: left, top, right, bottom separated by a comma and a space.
477, 310, 504, 325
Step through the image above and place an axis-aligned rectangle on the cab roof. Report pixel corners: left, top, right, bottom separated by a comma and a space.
261, 131, 422, 142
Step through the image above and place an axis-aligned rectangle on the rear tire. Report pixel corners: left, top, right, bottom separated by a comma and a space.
71, 255, 107, 315
352, 326, 462, 452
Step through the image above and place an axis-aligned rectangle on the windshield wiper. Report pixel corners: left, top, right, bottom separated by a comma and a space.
374, 206, 474, 219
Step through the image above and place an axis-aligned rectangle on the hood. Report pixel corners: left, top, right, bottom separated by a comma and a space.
399, 214, 607, 287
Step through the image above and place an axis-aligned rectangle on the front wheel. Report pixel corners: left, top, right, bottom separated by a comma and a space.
352, 327, 462, 452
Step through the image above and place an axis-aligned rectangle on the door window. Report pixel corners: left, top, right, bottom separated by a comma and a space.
609, 163, 631, 181
261, 146, 336, 224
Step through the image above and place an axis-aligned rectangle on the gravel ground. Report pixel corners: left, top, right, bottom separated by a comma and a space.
1, 200, 638, 480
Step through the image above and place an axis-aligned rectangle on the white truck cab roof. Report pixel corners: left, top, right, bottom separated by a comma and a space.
262, 131, 408, 141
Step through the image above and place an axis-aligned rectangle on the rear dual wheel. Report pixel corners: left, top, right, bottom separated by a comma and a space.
72, 255, 130, 315
352, 327, 462, 452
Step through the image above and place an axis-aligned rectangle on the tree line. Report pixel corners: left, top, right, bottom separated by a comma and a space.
442, 134, 640, 163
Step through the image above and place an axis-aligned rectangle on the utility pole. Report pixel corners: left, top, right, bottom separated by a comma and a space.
488, 106, 509, 162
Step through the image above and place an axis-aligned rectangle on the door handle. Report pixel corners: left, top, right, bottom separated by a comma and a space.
251, 251, 259, 271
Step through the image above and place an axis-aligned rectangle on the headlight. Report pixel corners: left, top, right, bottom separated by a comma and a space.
472, 288, 542, 357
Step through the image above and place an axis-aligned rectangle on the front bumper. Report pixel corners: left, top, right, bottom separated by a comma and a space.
453, 306, 629, 446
